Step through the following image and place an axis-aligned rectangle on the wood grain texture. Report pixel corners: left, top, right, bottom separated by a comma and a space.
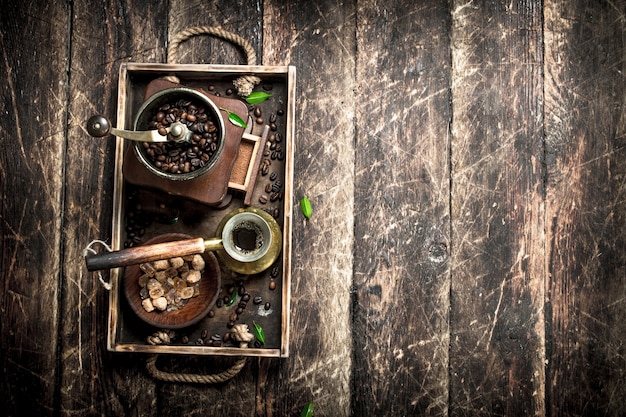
449, 0, 546, 415
352, 1, 452, 415
544, 0, 626, 415
0, 2, 68, 416
167, 0, 262, 66
263, 1, 356, 415
3, 0, 626, 415
60, 0, 168, 415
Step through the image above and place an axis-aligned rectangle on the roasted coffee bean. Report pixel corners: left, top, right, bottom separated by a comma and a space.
263, 148, 271, 157
208, 309, 215, 318
256, 117, 264, 125
269, 280, 277, 290
269, 171, 278, 181
238, 286, 246, 296
242, 293, 250, 302
196, 338, 203, 345
277, 151, 285, 161
271, 151, 278, 160
270, 114, 277, 124
259, 195, 268, 204
227, 321, 235, 328
265, 183, 273, 193
143, 98, 220, 175
201, 329, 208, 339
223, 295, 231, 304
223, 332, 231, 343
229, 313, 237, 322
254, 107, 262, 117
216, 298, 224, 308
271, 266, 280, 278
253, 296, 263, 305
211, 334, 222, 342
270, 192, 280, 202
268, 133, 276, 143
264, 302, 271, 310
272, 182, 282, 192
181, 335, 189, 344
226, 88, 233, 95
275, 132, 282, 143
270, 142, 277, 151
235, 307, 244, 315
238, 301, 247, 309
270, 123, 277, 131
277, 109, 284, 116
261, 164, 269, 176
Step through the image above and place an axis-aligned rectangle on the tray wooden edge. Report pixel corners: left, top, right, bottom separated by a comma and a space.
107, 63, 296, 358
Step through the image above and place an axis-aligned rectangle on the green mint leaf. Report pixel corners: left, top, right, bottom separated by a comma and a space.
300, 196, 312, 219
301, 402, 314, 417
245, 91, 272, 104
219, 107, 247, 128
252, 321, 265, 345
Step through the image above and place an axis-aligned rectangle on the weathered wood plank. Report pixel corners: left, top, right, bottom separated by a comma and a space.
352, 1, 452, 415
152, 2, 266, 416
544, 0, 626, 415
168, 0, 262, 66
263, 1, 356, 416
60, 1, 168, 415
0, 1, 69, 415
449, 0, 546, 415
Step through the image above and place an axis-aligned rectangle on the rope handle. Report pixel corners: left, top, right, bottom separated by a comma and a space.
167, 26, 261, 97
144, 325, 255, 384
146, 354, 247, 384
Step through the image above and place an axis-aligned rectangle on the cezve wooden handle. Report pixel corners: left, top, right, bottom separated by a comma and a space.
85, 238, 206, 271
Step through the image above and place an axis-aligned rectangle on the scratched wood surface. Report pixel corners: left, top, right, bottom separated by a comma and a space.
2, 1, 626, 416
449, 1, 546, 415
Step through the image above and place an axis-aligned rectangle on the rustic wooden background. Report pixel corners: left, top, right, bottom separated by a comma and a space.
2, 0, 626, 416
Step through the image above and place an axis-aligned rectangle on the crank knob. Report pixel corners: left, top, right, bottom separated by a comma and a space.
86, 115, 111, 137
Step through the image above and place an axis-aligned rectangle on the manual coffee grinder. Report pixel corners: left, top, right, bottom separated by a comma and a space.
87, 77, 252, 207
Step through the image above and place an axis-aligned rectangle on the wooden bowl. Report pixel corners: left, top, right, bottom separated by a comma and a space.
123, 233, 221, 329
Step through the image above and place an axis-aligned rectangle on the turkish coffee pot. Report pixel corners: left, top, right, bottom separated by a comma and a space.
85, 207, 282, 275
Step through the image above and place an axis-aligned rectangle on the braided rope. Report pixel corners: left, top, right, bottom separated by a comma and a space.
167, 26, 261, 96
146, 354, 247, 384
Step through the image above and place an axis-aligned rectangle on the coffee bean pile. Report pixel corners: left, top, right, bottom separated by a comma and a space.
258, 170, 284, 217
141, 99, 221, 175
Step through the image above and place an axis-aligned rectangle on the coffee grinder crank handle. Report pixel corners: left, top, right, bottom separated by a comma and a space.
85, 237, 223, 271
86, 115, 191, 143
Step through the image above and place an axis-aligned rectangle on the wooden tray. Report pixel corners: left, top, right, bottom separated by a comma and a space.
107, 63, 295, 358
